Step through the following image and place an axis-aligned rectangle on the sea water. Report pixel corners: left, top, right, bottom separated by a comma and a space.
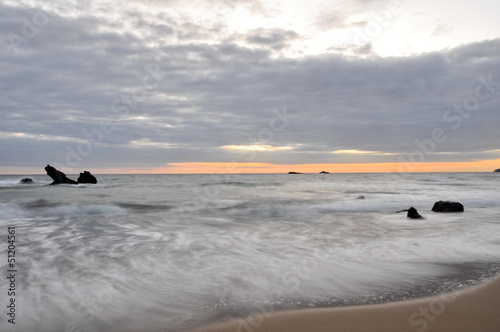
1, 172, 499, 331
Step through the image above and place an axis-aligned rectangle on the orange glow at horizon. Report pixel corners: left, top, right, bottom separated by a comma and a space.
1, 159, 500, 175
92, 158, 500, 174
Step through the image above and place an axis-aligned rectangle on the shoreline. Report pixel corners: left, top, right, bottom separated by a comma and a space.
188, 274, 500, 332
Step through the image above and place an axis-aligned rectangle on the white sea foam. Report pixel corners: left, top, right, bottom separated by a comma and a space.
0, 179, 26, 187
0, 179, 49, 187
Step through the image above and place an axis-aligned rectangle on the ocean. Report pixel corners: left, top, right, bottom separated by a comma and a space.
1, 172, 500, 331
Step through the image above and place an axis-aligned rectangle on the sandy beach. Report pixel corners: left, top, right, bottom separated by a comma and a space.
189, 275, 500, 332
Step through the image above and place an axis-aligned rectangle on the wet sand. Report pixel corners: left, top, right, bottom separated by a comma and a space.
188, 275, 500, 332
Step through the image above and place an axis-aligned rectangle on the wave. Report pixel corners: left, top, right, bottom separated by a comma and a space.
0, 179, 105, 188
201, 181, 284, 188
21, 199, 62, 209
0, 178, 49, 188
0, 200, 125, 220
209, 196, 407, 212
0, 179, 27, 187
0, 200, 177, 220
117, 202, 173, 212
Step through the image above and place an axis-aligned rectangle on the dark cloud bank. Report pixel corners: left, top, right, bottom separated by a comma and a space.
1, 2, 499, 172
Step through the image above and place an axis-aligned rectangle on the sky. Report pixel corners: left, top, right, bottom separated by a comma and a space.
1, 0, 500, 174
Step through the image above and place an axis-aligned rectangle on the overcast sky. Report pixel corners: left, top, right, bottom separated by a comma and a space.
1, 0, 500, 174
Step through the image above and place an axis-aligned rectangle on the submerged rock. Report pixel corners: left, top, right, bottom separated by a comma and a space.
407, 207, 423, 219
45, 164, 78, 185
77, 171, 97, 184
356, 195, 365, 199
288, 172, 303, 174
20, 178, 33, 183
432, 201, 464, 213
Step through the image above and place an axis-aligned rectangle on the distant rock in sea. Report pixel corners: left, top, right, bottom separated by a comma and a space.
288, 172, 303, 174
356, 195, 365, 199
319, 171, 329, 174
495, 169, 500, 172
432, 201, 464, 213
20, 178, 33, 183
45, 164, 78, 185
77, 171, 97, 184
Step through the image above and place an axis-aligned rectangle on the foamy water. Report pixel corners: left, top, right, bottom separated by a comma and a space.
1, 173, 500, 331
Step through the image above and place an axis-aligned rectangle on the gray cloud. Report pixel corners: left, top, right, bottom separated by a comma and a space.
1, 2, 500, 172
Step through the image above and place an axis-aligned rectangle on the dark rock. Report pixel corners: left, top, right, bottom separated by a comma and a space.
495, 169, 500, 172
45, 164, 78, 185
356, 195, 365, 199
288, 172, 303, 174
77, 171, 97, 184
407, 207, 423, 219
431, 201, 464, 213
319, 171, 329, 174
20, 178, 33, 183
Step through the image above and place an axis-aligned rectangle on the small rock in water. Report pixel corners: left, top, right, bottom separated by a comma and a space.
77, 171, 97, 184
407, 207, 423, 219
356, 195, 365, 199
20, 178, 33, 183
